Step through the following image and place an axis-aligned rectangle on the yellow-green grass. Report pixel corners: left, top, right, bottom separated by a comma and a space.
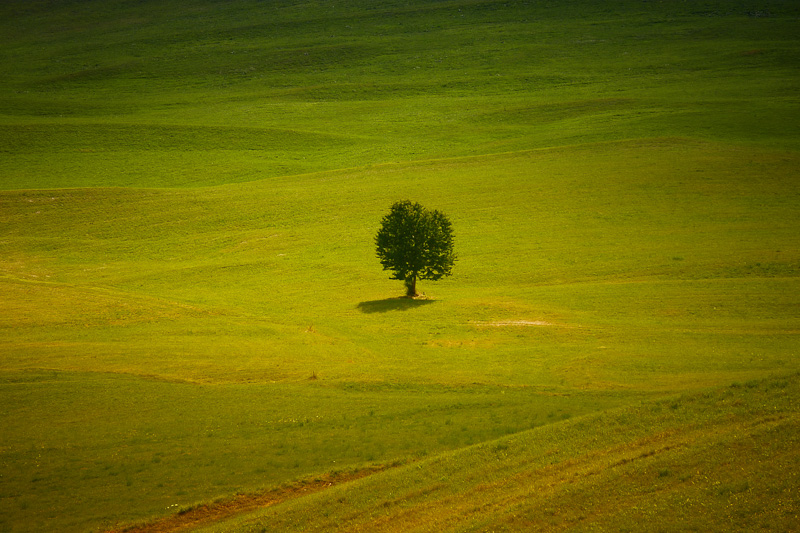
3, 140, 798, 384
1, 0, 800, 530
198, 373, 800, 532
2, 139, 799, 531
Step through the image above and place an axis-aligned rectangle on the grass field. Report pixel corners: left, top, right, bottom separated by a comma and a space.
197, 373, 800, 532
1, 0, 799, 531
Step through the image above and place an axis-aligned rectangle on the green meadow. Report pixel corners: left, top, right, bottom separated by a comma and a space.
1, 0, 799, 531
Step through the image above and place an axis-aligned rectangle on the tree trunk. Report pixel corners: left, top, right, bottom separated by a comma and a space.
405, 274, 417, 298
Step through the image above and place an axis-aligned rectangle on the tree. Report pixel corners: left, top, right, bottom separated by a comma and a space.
375, 200, 456, 297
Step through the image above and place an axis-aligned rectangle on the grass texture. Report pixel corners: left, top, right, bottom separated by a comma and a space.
1, 0, 799, 531
198, 374, 800, 532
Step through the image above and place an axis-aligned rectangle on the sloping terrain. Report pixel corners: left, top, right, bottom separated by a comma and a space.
199, 374, 800, 532
1, 0, 799, 531
2, 0, 799, 189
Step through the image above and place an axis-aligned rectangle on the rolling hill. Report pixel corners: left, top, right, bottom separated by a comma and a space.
1, 0, 799, 531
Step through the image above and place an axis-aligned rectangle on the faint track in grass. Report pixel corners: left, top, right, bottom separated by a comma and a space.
106, 463, 399, 533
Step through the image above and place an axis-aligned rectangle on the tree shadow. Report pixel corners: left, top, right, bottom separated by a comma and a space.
357, 297, 436, 314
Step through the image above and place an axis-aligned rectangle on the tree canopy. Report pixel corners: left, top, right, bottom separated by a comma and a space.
375, 200, 456, 297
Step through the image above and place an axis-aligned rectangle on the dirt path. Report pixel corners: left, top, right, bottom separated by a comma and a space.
107, 464, 394, 533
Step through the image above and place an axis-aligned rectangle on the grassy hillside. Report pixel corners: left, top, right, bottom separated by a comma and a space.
2, 0, 799, 188
197, 373, 800, 532
1, 0, 799, 531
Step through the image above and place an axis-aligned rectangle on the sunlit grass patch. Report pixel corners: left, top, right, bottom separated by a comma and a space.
1, 0, 799, 530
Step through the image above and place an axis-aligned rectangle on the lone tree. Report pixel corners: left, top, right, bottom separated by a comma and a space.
375, 200, 456, 297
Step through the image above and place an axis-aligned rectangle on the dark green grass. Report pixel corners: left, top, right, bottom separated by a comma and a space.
2, 0, 799, 188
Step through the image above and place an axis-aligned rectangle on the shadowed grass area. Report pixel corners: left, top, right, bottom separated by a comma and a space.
357, 298, 436, 314
1, 0, 799, 188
